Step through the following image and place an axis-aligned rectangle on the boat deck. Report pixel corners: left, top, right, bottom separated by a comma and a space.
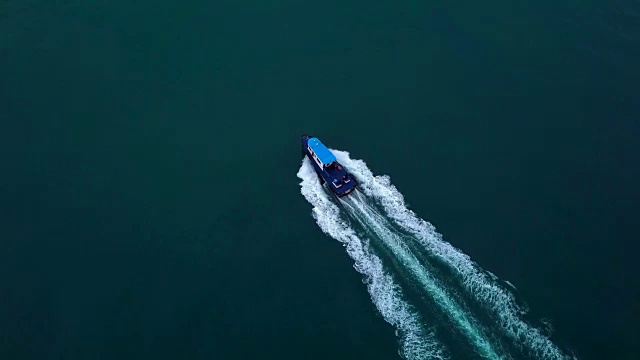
324, 163, 356, 194
324, 164, 347, 179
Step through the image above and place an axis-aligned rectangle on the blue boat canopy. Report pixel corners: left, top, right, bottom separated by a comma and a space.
308, 137, 336, 165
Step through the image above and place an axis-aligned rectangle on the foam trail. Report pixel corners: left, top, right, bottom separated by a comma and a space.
297, 158, 446, 360
341, 194, 505, 360
333, 150, 572, 360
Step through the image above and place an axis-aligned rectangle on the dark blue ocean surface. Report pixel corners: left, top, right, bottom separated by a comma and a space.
2, 1, 639, 359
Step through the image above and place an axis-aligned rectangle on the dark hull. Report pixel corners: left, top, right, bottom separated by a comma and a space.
301, 135, 357, 197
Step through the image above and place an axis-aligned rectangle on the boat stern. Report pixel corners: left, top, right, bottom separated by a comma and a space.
330, 174, 358, 197
336, 184, 356, 197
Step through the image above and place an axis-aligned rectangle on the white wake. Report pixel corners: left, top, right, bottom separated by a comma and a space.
341, 193, 505, 359
332, 149, 571, 360
297, 158, 446, 360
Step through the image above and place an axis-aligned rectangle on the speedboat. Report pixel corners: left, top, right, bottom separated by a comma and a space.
301, 134, 357, 197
